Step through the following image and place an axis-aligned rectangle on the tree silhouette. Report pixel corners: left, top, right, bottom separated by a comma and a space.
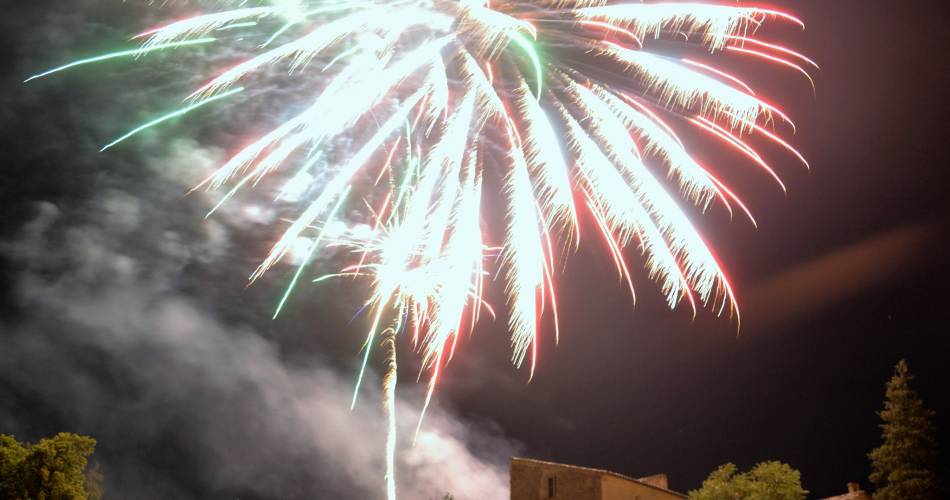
868, 359, 938, 500
0, 432, 101, 500
689, 461, 807, 500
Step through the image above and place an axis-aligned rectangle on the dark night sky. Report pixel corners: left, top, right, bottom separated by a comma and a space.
2, 1, 949, 499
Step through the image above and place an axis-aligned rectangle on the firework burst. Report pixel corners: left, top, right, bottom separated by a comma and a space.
29, 1, 813, 497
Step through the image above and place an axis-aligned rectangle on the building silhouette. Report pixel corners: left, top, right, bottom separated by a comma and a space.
818, 483, 871, 500
511, 458, 687, 500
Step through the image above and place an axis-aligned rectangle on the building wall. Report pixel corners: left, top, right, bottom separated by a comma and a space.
511, 459, 600, 500
511, 459, 685, 500
601, 475, 684, 500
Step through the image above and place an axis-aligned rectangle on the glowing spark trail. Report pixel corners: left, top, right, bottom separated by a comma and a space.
23, 38, 216, 82
101, 87, 244, 151
29, 2, 813, 498
272, 186, 352, 319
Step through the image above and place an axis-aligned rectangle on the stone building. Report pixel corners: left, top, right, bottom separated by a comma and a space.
818, 483, 871, 500
511, 458, 687, 500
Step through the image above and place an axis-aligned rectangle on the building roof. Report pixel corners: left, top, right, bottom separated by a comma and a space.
512, 457, 688, 498
818, 493, 871, 500
817, 482, 871, 499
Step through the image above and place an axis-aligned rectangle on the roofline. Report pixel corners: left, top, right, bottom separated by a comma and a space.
511, 457, 689, 498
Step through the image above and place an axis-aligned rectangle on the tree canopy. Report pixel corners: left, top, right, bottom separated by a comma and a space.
868, 359, 938, 500
688, 461, 808, 500
0, 432, 101, 500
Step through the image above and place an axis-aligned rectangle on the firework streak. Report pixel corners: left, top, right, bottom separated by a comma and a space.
29, 1, 814, 498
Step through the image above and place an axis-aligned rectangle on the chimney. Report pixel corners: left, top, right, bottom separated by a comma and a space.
637, 474, 669, 490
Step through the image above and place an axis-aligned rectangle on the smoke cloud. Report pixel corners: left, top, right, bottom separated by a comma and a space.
0, 140, 517, 500
1, 3, 518, 498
